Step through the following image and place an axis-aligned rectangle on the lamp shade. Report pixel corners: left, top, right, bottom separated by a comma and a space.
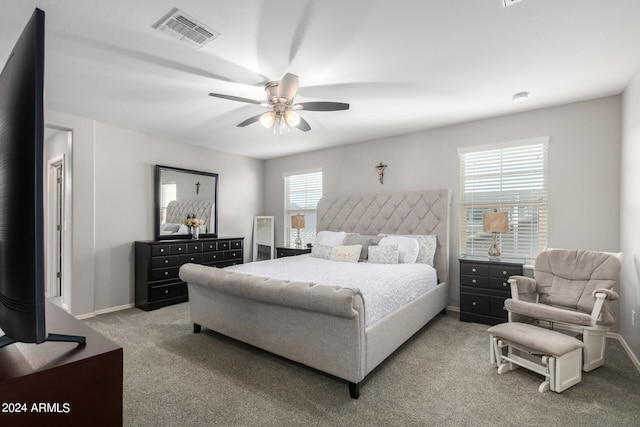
291, 214, 305, 229
483, 211, 509, 233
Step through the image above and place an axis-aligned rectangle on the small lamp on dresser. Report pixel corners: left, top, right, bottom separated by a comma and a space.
291, 214, 305, 248
483, 210, 509, 259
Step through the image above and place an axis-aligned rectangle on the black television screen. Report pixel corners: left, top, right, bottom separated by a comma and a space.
0, 8, 47, 346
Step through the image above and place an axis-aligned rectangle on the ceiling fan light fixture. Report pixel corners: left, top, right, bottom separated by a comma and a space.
285, 110, 301, 126
260, 111, 276, 128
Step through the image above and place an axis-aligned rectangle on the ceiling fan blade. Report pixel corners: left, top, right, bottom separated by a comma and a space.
277, 73, 299, 102
237, 114, 263, 127
209, 93, 263, 105
295, 116, 311, 132
296, 101, 349, 111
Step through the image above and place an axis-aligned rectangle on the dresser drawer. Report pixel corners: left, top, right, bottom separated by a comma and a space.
203, 251, 223, 263
203, 242, 217, 252
460, 263, 489, 276
461, 292, 491, 316
218, 241, 230, 251
230, 240, 242, 250
151, 245, 172, 256
489, 265, 521, 279
151, 255, 181, 269
223, 250, 242, 260
488, 277, 511, 291
170, 244, 187, 255
187, 242, 204, 253
150, 267, 180, 282
148, 282, 187, 302
460, 274, 489, 287
180, 253, 203, 264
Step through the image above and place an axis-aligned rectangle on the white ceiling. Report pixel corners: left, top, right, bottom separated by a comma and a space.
3, 0, 640, 160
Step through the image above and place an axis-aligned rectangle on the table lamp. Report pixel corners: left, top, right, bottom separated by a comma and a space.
291, 214, 305, 248
483, 210, 509, 258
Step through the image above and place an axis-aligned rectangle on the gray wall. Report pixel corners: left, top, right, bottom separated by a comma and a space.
621, 68, 640, 361
265, 96, 622, 311
45, 110, 264, 316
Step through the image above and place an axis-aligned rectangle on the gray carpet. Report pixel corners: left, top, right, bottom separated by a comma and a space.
84, 303, 640, 426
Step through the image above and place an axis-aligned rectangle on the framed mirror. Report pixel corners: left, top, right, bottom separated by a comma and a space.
253, 216, 274, 261
154, 165, 218, 240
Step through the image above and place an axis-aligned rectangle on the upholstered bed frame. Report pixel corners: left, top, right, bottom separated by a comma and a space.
180, 189, 451, 398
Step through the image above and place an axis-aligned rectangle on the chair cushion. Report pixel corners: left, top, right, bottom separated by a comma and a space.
504, 298, 592, 326
534, 249, 621, 325
488, 322, 584, 356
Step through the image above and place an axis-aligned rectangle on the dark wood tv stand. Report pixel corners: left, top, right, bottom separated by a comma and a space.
0, 301, 123, 426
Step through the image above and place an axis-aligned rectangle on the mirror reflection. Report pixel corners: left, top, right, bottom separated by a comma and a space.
155, 165, 218, 240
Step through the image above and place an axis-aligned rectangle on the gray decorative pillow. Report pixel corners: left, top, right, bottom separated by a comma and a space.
404, 234, 437, 266
310, 244, 332, 260
368, 245, 399, 264
344, 234, 383, 261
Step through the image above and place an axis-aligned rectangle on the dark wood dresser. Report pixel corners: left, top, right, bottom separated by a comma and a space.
135, 237, 244, 311
276, 246, 312, 258
459, 256, 524, 325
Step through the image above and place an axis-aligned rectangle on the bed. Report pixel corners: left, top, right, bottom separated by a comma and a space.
179, 189, 451, 398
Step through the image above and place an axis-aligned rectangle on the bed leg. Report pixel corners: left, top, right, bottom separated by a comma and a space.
349, 382, 360, 399
193, 323, 201, 334
440, 308, 447, 315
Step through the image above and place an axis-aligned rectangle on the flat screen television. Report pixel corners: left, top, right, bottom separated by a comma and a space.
0, 8, 84, 349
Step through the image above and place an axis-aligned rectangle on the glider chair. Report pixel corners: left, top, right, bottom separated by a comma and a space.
504, 249, 622, 372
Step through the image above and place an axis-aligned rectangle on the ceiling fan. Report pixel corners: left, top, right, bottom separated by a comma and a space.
209, 73, 349, 133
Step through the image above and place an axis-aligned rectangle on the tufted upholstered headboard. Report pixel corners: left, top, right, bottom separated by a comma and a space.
316, 189, 451, 285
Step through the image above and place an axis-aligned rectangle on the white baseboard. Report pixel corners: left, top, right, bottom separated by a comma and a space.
75, 303, 135, 320
607, 332, 640, 373
446, 305, 460, 313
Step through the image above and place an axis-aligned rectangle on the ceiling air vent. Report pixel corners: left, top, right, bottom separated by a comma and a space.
152, 8, 220, 49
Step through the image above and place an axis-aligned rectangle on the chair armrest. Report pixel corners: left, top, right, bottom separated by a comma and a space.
590, 289, 620, 326
507, 275, 538, 302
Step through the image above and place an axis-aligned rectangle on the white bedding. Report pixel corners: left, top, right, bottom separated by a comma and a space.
225, 254, 438, 327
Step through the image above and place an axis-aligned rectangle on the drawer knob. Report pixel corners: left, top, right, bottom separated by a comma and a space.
471, 268, 477, 272
160, 248, 165, 253
164, 259, 169, 264
164, 290, 169, 294
472, 279, 477, 284
502, 270, 508, 276
503, 282, 508, 287
164, 272, 169, 276
472, 301, 477, 306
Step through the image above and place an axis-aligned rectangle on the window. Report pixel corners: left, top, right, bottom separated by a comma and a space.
284, 169, 323, 247
458, 138, 548, 260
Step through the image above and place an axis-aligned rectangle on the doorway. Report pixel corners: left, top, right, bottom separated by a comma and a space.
44, 127, 72, 310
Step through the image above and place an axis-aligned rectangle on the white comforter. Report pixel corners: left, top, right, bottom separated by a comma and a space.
225, 254, 438, 327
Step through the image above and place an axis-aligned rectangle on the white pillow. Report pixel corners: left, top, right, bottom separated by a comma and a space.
314, 231, 347, 247
368, 245, 399, 264
379, 236, 419, 263
329, 245, 362, 263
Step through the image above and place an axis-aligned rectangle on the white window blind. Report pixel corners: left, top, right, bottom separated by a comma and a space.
459, 138, 548, 260
284, 169, 323, 247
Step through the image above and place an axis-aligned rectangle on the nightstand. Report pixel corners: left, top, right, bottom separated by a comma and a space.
459, 256, 524, 325
276, 246, 312, 258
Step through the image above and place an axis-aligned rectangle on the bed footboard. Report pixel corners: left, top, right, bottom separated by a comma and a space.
181, 264, 368, 389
